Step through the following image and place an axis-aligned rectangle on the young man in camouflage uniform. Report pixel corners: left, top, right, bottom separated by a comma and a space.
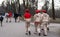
34, 10, 42, 36
41, 10, 50, 36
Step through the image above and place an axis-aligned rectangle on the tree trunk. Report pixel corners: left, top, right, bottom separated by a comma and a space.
35, 0, 38, 10
52, 0, 55, 19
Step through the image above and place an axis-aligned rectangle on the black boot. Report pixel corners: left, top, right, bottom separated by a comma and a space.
29, 31, 31, 35
43, 33, 47, 36
25, 33, 28, 35
47, 27, 49, 31
9, 21, 11, 23
43, 31, 47, 36
42, 29, 44, 30
38, 33, 41, 36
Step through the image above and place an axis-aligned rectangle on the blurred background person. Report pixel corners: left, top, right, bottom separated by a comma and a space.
14, 12, 18, 22
8, 11, 12, 22
0, 13, 4, 27
34, 10, 42, 36
41, 10, 50, 36
5, 11, 12, 23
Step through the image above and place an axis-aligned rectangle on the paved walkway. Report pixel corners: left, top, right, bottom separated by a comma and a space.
0, 18, 60, 37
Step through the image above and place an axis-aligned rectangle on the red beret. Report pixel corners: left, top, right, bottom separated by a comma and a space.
35, 10, 40, 13
42, 10, 46, 13
25, 9, 29, 12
